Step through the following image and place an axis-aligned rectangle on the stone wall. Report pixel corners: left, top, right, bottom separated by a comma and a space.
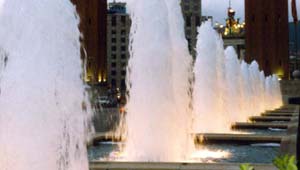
280, 80, 300, 104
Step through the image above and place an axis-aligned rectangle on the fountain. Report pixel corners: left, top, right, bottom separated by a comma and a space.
0, 1, 93, 169
193, 21, 230, 133
224, 46, 245, 122
120, 0, 284, 162
124, 0, 193, 162
0, 0, 285, 167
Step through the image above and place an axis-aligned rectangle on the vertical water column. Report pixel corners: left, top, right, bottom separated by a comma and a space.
0, 0, 92, 170
249, 61, 262, 116
164, 0, 194, 158
224, 47, 245, 122
240, 61, 253, 118
194, 21, 230, 133
125, 0, 190, 161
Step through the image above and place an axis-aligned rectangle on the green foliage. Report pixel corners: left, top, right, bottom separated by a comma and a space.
273, 155, 298, 170
240, 163, 255, 170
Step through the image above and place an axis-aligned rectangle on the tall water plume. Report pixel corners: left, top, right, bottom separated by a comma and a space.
0, 1, 92, 169
249, 61, 263, 116
164, 0, 194, 156
124, 0, 192, 161
193, 21, 230, 133
224, 47, 245, 122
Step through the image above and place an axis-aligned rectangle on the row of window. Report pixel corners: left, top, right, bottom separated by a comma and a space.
110, 79, 126, 89
110, 29, 127, 35
182, 5, 200, 12
185, 15, 202, 27
110, 15, 128, 26
111, 46, 127, 51
111, 70, 127, 76
110, 62, 127, 68
110, 54, 128, 60
111, 37, 127, 43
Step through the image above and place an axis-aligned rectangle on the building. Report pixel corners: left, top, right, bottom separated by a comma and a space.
245, 0, 289, 79
289, 22, 300, 74
71, 0, 107, 84
181, 0, 206, 57
107, 2, 131, 96
106, 1, 206, 94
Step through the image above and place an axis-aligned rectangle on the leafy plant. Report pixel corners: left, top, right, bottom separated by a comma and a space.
240, 163, 255, 170
273, 155, 298, 170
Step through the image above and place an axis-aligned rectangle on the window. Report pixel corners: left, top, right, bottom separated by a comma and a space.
184, 5, 189, 11
121, 54, 126, 59
121, 29, 126, 35
111, 30, 116, 34
196, 16, 201, 26
122, 62, 127, 68
121, 46, 127, 51
121, 16, 126, 26
111, 70, 117, 76
111, 46, 117, 51
121, 70, 126, 76
111, 62, 116, 68
185, 16, 191, 27
193, 5, 199, 11
111, 79, 116, 87
121, 37, 126, 43
112, 16, 116, 26
121, 79, 126, 90
111, 54, 116, 59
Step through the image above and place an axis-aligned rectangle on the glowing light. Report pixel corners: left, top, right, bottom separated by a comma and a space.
188, 149, 231, 162
274, 68, 285, 79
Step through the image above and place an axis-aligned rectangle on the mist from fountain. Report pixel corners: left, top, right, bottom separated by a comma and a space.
0, 1, 93, 169
124, 0, 193, 162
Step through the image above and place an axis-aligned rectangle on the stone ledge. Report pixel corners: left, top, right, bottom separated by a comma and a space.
89, 162, 277, 170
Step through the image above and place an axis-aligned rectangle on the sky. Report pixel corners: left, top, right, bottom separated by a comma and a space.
109, 0, 300, 24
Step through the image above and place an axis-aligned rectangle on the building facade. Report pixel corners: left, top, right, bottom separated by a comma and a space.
245, 0, 289, 79
71, 0, 107, 84
181, 0, 204, 57
107, 2, 131, 95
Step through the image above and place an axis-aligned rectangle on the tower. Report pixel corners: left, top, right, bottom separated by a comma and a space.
71, 0, 107, 84
245, 0, 289, 79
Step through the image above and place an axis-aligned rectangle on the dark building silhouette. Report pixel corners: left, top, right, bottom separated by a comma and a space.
245, 0, 289, 79
71, 0, 107, 84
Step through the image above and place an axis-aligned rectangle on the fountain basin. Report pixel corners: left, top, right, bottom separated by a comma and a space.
89, 162, 277, 170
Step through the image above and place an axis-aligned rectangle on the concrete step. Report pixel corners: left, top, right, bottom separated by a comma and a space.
261, 112, 297, 117
89, 162, 278, 170
232, 122, 289, 129
92, 132, 284, 145
249, 116, 292, 122
195, 133, 283, 144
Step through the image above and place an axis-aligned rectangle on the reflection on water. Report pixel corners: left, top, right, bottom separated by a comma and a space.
88, 142, 279, 163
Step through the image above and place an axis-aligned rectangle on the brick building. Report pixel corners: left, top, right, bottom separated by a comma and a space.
245, 0, 289, 79
71, 0, 107, 84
